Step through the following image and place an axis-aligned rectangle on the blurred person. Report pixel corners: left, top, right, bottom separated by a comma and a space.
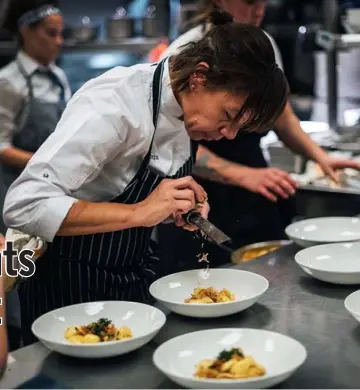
0, 0, 71, 348
157, 0, 360, 273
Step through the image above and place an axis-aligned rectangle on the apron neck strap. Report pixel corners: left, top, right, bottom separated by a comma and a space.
141, 58, 167, 169
16, 60, 34, 97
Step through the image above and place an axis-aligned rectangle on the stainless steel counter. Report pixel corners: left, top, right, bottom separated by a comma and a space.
2, 244, 360, 389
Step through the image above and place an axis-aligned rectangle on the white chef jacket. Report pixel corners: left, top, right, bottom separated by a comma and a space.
3, 58, 192, 242
0, 51, 72, 151
160, 24, 284, 70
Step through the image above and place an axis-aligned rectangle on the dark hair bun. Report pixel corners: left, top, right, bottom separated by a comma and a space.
209, 8, 233, 26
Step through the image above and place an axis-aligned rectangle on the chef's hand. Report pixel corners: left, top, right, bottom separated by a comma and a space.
240, 167, 299, 202
318, 156, 360, 183
136, 176, 207, 227
174, 201, 210, 232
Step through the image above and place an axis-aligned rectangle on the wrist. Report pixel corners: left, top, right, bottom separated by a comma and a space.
130, 201, 148, 228
218, 163, 253, 186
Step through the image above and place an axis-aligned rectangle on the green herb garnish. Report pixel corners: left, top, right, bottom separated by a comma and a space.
217, 348, 244, 362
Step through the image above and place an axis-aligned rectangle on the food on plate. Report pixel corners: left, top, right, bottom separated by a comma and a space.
64, 318, 132, 344
194, 347, 266, 379
184, 287, 235, 304
241, 245, 281, 261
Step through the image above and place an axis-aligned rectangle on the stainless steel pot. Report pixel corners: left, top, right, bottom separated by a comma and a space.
107, 7, 135, 40
63, 17, 99, 43
141, 6, 163, 37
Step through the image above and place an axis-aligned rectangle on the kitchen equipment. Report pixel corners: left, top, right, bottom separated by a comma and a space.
141, 5, 163, 38
31, 301, 166, 359
285, 216, 360, 247
149, 269, 269, 319
184, 210, 232, 251
63, 17, 99, 43
107, 7, 135, 41
153, 328, 307, 389
295, 241, 360, 284
231, 240, 292, 264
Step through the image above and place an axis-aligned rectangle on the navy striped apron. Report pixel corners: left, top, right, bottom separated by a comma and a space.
18, 59, 197, 346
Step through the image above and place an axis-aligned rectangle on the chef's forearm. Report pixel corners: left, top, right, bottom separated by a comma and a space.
194, 145, 248, 185
274, 103, 328, 163
57, 200, 143, 236
0, 146, 33, 168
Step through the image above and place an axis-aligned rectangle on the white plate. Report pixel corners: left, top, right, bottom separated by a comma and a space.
285, 217, 360, 247
149, 269, 269, 318
345, 290, 360, 323
153, 328, 307, 389
32, 301, 166, 358
295, 242, 360, 284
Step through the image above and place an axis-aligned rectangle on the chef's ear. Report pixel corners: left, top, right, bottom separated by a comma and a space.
189, 62, 209, 91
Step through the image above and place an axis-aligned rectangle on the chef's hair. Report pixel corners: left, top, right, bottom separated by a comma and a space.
171, 8, 289, 133
0, 0, 60, 35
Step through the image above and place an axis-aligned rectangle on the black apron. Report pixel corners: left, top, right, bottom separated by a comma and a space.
0, 61, 66, 335
158, 131, 297, 272
19, 59, 197, 346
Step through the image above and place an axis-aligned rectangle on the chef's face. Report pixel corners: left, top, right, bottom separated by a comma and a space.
181, 82, 248, 141
22, 14, 64, 65
215, 0, 268, 27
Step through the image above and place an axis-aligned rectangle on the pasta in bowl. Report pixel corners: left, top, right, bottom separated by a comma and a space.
153, 328, 307, 389
149, 269, 269, 318
31, 301, 166, 358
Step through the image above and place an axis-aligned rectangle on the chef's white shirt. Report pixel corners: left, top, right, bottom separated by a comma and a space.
3, 58, 192, 242
0, 51, 72, 151
160, 24, 284, 70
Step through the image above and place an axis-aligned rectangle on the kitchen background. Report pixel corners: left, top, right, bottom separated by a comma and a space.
0, 0, 324, 118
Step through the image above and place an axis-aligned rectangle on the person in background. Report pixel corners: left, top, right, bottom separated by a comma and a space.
0, 234, 8, 379
0, 0, 71, 349
157, 0, 360, 273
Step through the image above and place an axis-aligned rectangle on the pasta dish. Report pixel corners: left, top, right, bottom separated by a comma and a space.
185, 287, 235, 304
64, 318, 132, 344
194, 348, 266, 379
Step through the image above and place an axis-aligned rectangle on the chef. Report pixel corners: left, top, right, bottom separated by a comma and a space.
157, 0, 360, 273
3, 12, 289, 345
0, 0, 71, 349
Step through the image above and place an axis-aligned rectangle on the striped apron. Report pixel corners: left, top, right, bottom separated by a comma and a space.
18, 59, 197, 346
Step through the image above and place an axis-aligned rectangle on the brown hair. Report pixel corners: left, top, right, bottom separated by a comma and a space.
171, 9, 289, 133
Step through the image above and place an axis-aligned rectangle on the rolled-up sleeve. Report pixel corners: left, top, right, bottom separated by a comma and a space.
0, 78, 22, 152
3, 89, 130, 242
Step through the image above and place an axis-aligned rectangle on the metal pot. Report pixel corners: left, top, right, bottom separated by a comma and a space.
107, 7, 135, 40
141, 5, 163, 37
231, 240, 292, 264
63, 17, 99, 43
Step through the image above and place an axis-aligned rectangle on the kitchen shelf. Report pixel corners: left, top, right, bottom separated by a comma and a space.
316, 29, 360, 50
0, 38, 161, 55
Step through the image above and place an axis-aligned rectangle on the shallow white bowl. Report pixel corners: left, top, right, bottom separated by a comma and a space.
285, 217, 360, 248
149, 269, 269, 318
345, 289, 360, 324
153, 328, 307, 389
295, 242, 360, 285
32, 301, 166, 358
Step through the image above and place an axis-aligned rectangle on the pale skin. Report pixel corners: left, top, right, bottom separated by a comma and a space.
0, 234, 8, 378
193, 0, 360, 202
0, 14, 63, 168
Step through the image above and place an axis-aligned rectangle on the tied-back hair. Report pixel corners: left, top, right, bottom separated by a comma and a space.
0, 0, 59, 35
171, 8, 289, 134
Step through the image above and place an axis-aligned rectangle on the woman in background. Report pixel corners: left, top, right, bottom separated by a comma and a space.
157, 0, 360, 273
0, 0, 71, 349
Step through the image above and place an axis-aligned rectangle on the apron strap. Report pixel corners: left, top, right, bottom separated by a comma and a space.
136, 58, 166, 177
16, 60, 34, 98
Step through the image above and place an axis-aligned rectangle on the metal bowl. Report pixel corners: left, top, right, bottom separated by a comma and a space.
231, 240, 292, 264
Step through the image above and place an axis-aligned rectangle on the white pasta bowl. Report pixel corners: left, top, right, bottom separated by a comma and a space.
32, 301, 166, 359
153, 328, 307, 389
149, 269, 269, 318
345, 289, 360, 324
285, 217, 360, 248
295, 242, 360, 285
